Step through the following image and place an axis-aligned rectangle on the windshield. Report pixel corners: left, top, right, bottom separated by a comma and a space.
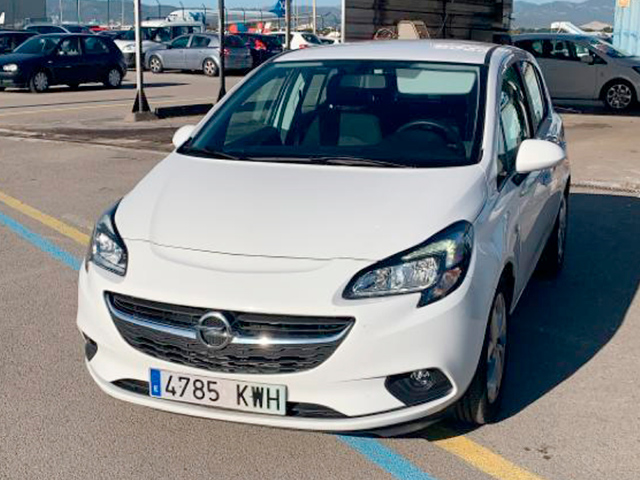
301, 33, 322, 45
588, 39, 632, 58
15, 35, 61, 54
183, 60, 484, 168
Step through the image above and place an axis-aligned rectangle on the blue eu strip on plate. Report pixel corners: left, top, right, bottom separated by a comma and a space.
150, 369, 162, 397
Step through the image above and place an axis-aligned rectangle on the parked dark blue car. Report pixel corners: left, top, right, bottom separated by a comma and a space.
0, 34, 127, 93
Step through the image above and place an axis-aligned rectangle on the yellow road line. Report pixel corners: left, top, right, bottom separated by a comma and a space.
0, 190, 90, 246
0, 96, 215, 118
0, 190, 548, 480
428, 427, 546, 480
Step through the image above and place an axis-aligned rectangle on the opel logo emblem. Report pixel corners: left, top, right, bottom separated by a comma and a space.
195, 312, 233, 350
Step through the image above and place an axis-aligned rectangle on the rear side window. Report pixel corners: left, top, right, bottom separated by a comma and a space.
225, 36, 245, 48
83, 36, 110, 54
521, 62, 547, 133
515, 40, 543, 57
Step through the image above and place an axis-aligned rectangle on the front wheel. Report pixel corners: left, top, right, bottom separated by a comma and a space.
29, 70, 49, 93
537, 194, 568, 277
104, 68, 123, 89
149, 56, 163, 74
454, 286, 509, 425
604, 81, 636, 111
203, 58, 219, 77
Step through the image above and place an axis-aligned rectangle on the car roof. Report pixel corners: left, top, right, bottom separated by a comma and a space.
275, 40, 498, 65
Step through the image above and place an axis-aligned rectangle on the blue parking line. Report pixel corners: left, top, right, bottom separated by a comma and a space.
338, 436, 438, 480
0, 206, 439, 480
0, 208, 82, 271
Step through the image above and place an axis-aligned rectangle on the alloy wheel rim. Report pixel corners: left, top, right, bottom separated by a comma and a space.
35, 72, 48, 91
205, 60, 216, 76
557, 198, 567, 263
486, 293, 507, 404
151, 59, 161, 72
108, 70, 121, 86
607, 84, 632, 109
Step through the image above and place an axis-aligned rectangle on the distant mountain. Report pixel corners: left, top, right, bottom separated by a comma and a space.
513, 0, 615, 29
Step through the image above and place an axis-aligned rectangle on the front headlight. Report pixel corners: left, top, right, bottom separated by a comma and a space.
344, 221, 473, 306
122, 44, 135, 52
87, 202, 128, 276
2, 64, 18, 73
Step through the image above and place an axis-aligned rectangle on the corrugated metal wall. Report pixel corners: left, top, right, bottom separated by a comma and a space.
344, 0, 512, 42
614, 0, 640, 56
0, 0, 47, 28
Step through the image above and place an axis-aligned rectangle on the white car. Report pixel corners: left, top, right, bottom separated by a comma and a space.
78, 41, 570, 433
268, 31, 322, 49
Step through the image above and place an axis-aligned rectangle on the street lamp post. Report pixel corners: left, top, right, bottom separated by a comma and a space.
77, 0, 81, 24
218, 0, 226, 101
107, 0, 110, 26
132, 0, 151, 116
285, 0, 291, 50
155, 0, 161, 19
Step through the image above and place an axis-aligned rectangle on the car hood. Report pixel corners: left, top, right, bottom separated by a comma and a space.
0, 53, 43, 64
116, 153, 487, 261
613, 56, 640, 67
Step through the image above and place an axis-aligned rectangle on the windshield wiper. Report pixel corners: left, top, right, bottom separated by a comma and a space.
179, 146, 250, 161
309, 156, 409, 168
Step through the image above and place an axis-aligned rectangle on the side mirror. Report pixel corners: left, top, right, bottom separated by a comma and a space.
172, 124, 196, 149
580, 54, 595, 65
515, 139, 566, 174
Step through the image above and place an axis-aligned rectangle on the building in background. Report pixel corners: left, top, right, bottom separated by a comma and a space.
614, 0, 640, 55
0, 0, 46, 29
344, 0, 512, 42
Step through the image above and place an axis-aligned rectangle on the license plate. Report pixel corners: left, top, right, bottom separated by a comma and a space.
149, 368, 287, 416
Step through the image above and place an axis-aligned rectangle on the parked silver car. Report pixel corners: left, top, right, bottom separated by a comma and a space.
146, 33, 252, 76
514, 33, 640, 110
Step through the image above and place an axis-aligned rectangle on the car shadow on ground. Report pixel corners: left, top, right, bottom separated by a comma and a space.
400, 192, 640, 440
555, 101, 640, 117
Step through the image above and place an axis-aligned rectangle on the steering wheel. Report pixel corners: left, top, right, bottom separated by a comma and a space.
396, 120, 466, 154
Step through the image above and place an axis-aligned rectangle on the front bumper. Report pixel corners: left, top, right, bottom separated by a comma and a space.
0, 72, 28, 88
78, 240, 494, 431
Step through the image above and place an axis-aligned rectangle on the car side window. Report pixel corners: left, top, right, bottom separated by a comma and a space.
190, 35, 210, 48
83, 37, 109, 55
497, 66, 531, 188
171, 35, 190, 49
57, 37, 81, 56
516, 40, 544, 58
520, 62, 547, 133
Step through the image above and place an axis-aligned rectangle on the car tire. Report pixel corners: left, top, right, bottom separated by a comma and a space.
29, 70, 49, 93
104, 68, 123, 89
537, 193, 569, 277
454, 283, 509, 425
149, 56, 163, 74
203, 58, 219, 77
0, 87, 5, 92
603, 80, 636, 111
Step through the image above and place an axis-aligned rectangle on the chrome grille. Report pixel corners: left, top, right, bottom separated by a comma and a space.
106, 293, 354, 374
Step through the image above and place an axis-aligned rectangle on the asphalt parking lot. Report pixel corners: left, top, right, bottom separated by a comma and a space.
0, 72, 638, 480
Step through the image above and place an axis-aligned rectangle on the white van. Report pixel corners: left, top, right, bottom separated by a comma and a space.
112, 20, 204, 67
